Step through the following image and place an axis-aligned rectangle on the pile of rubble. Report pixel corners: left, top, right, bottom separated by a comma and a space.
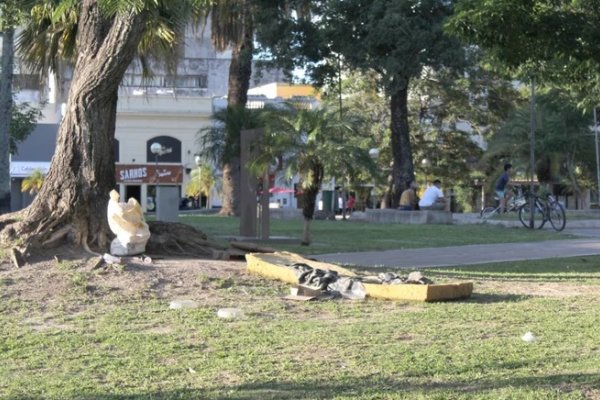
284, 262, 435, 301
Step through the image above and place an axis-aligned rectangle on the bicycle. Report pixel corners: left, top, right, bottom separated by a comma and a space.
518, 193, 566, 232
480, 186, 526, 219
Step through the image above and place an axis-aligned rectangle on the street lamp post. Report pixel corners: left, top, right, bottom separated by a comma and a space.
150, 142, 176, 221
150, 142, 164, 184
594, 108, 600, 204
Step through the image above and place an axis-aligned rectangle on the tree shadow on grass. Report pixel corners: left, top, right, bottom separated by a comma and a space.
459, 291, 532, 304
5, 373, 598, 399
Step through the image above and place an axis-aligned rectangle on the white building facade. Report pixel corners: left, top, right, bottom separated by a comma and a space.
4, 22, 286, 211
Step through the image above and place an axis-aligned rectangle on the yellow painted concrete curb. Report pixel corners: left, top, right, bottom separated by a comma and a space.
245, 252, 472, 302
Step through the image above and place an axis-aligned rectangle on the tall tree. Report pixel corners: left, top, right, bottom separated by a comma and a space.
319, 70, 391, 206
447, 0, 600, 71
0, 0, 211, 258
316, 0, 465, 207
0, 24, 15, 214
208, 0, 311, 216
486, 89, 594, 204
0, 0, 31, 213
447, 0, 600, 108
208, 0, 254, 216
447, 0, 600, 201
8, 101, 42, 154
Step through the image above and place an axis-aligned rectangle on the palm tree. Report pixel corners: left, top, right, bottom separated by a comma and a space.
205, 0, 253, 216
198, 105, 263, 208
207, 0, 312, 216
1, 0, 212, 257
251, 105, 376, 245
21, 169, 44, 195
185, 163, 216, 208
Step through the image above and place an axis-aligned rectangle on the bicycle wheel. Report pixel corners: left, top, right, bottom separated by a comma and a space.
480, 206, 497, 219
518, 200, 545, 229
548, 202, 566, 232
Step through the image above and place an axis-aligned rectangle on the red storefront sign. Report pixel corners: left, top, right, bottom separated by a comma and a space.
116, 164, 183, 184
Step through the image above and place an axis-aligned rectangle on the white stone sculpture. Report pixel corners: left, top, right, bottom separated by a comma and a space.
107, 190, 151, 256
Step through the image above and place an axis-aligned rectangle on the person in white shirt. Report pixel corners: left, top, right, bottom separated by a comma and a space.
418, 179, 446, 210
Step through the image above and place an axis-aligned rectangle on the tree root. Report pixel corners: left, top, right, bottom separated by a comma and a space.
82, 236, 102, 257
10, 248, 25, 268
146, 221, 228, 256
41, 225, 72, 248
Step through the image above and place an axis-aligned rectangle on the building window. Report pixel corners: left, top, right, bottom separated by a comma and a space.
121, 74, 207, 89
164, 75, 208, 89
146, 136, 182, 163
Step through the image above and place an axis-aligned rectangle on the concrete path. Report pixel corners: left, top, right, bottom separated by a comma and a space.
312, 214, 600, 269
313, 239, 600, 269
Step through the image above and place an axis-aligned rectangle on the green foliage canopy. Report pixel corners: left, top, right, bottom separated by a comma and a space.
9, 102, 42, 155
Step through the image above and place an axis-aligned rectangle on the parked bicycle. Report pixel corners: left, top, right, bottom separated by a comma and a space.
480, 186, 526, 219
518, 193, 566, 232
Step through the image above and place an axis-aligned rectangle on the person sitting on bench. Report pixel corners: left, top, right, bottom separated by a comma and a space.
418, 179, 446, 211
399, 180, 419, 210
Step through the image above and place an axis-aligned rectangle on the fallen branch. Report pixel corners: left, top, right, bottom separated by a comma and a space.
230, 241, 276, 253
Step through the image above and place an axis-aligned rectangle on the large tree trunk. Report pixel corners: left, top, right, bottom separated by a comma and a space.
219, 11, 253, 216
300, 161, 323, 246
0, 27, 15, 214
0, 1, 147, 254
389, 83, 415, 208
302, 218, 311, 246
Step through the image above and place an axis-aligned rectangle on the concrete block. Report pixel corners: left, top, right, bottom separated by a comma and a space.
269, 208, 303, 220
364, 209, 452, 225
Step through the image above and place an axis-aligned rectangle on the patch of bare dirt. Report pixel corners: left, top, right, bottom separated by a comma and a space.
0, 246, 251, 308
2, 246, 598, 311
475, 280, 599, 298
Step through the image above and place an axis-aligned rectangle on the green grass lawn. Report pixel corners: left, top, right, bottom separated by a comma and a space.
181, 214, 576, 254
1, 219, 598, 399
1, 255, 600, 399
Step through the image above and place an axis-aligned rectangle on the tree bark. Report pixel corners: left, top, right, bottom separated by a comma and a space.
300, 160, 323, 246
219, 11, 253, 216
0, 27, 15, 214
302, 218, 311, 246
0, 1, 147, 253
389, 83, 415, 207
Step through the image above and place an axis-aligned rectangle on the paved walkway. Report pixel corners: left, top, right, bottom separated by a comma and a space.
312, 215, 600, 269
313, 239, 600, 269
